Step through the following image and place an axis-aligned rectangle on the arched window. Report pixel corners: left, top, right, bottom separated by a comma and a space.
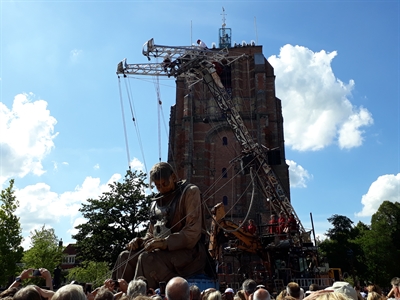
222, 137, 228, 145
222, 168, 227, 178
223, 196, 228, 206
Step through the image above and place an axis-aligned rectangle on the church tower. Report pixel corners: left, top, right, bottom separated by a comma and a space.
167, 16, 290, 225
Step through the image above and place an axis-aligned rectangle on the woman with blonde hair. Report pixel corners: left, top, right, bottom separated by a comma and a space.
207, 291, 222, 300
52, 285, 86, 300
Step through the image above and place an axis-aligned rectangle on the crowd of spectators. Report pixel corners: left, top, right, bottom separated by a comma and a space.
0, 268, 398, 300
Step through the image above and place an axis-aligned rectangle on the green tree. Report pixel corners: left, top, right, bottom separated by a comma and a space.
23, 226, 64, 272
355, 201, 400, 286
320, 215, 366, 283
66, 261, 110, 287
0, 179, 24, 286
72, 169, 152, 268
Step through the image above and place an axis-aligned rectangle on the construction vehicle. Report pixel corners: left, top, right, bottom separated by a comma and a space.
116, 38, 336, 291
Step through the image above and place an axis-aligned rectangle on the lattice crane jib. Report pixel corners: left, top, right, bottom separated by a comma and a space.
116, 38, 308, 238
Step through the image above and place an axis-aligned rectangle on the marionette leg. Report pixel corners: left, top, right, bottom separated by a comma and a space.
113, 250, 139, 282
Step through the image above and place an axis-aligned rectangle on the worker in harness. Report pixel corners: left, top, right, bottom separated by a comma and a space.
112, 162, 207, 288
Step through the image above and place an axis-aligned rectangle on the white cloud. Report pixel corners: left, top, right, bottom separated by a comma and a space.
338, 107, 373, 149
94, 163, 100, 170
287, 159, 312, 188
356, 173, 400, 217
15, 173, 122, 244
268, 44, 373, 151
130, 157, 145, 172
0, 93, 58, 186
68, 217, 88, 237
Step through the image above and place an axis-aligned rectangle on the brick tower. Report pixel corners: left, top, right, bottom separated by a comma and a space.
167, 36, 290, 225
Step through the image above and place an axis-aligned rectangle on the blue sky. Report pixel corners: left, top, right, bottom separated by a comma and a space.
1, 0, 399, 249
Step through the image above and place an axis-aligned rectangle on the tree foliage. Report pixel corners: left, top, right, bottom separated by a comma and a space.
66, 261, 110, 287
22, 225, 64, 272
321, 202, 400, 287
0, 179, 24, 286
355, 201, 400, 286
72, 169, 152, 268
320, 214, 366, 283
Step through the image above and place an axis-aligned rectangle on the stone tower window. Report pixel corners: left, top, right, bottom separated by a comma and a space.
222, 168, 228, 178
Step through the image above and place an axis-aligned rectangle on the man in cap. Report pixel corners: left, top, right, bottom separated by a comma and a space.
224, 288, 234, 300
304, 282, 357, 300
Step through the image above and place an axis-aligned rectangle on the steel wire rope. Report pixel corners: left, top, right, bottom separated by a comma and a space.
188, 76, 244, 205
194, 74, 240, 160
204, 154, 260, 217
110, 182, 211, 279
152, 58, 163, 162
124, 77, 148, 174
117, 76, 131, 167
201, 162, 238, 199
203, 164, 262, 234
108, 155, 260, 282
112, 63, 263, 279
245, 58, 255, 134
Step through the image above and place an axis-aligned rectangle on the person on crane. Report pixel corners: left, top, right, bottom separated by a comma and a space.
287, 213, 298, 233
112, 162, 208, 289
197, 39, 208, 49
163, 52, 172, 72
268, 214, 278, 234
247, 219, 257, 235
278, 212, 286, 235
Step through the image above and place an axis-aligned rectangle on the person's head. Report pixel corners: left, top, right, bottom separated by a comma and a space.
276, 290, 287, 300
136, 276, 149, 290
309, 284, 320, 292
52, 284, 87, 300
280, 212, 285, 217
207, 291, 222, 300
95, 287, 114, 300
270, 215, 276, 220
367, 292, 383, 300
366, 285, 382, 295
0, 287, 18, 298
13, 286, 41, 300
224, 288, 234, 300
190, 285, 201, 300
248, 220, 254, 225
325, 282, 358, 300
314, 292, 348, 300
150, 162, 177, 194
253, 289, 271, 300
390, 277, 400, 287
134, 296, 153, 300
286, 282, 303, 300
243, 279, 257, 298
197, 40, 201, 44
201, 289, 217, 300
128, 279, 147, 298
235, 290, 246, 300
166, 277, 190, 300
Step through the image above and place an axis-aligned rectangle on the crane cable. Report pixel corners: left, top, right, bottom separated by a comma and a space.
124, 77, 148, 174
117, 76, 131, 168
152, 58, 163, 162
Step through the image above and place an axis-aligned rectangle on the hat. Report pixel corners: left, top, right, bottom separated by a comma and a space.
325, 282, 357, 300
225, 288, 234, 294
257, 285, 266, 289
